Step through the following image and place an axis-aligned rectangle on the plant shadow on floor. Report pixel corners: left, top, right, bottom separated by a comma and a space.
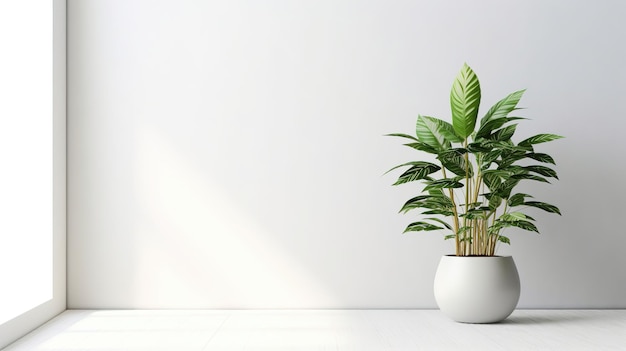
498, 311, 618, 325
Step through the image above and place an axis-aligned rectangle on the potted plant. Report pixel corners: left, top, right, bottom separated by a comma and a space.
386, 63, 562, 323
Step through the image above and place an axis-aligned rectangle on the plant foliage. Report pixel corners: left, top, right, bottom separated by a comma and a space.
387, 64, 563, 256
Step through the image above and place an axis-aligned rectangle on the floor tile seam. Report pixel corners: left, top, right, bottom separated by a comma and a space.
200, 311, 232, 350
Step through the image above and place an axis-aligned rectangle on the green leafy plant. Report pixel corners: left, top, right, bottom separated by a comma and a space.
386, 64, 562, 256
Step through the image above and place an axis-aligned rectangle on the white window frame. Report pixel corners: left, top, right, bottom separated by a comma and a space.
0, 1, 66, 348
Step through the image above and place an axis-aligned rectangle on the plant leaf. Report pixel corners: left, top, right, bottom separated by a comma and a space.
399, 195, 433, 213
525, 165, 559, 179
438, 148, 473, 177
511, 173, 550, 183
384, 161, 438, 176
476, 117, 526, 139
426, 217, 452, 230
509, 220, 539, 233
385, 133, 418, 142
450, 63, 481, 139
498, 235, 511, 244
488, 194, 502, 210
523, 201, 561, 215
423, 177, 464, 191
479, 89, 526, 126
481, 149, 502, 170
399, 194, 454, 213
415, 115, 450, 151
460, 209, 488, 220
393, 162, 442, 185
420, 115, 463, 143
493, 178, 520, 199
482, 170, 509, 191
519, 133, 564, 147
508, 193, 533, 207
500, 211, 534, 222
422, 209, 455, 216
403, 142, 438, 154
525, 152, 556, 165
403, 222, 443, 233
491, 124, 518, 142
496, 219, 539, 233
467, 141, 492, 153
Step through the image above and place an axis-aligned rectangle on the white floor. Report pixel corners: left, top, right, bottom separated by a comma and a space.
3, 310, 625, 351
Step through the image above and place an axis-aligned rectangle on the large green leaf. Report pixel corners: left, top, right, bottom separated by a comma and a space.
524, 201, 561, 215
415, 115, 450, 151
419, 116, 463, 143
392, 162, 441, 185
479, 89, 526, 126
450, 64, 481, 139
519, 133, 564, 147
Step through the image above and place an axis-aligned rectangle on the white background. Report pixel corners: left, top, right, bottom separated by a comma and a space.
68, 0, 626, 308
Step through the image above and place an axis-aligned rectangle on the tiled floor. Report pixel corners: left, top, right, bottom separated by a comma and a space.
3, 310, 626, 350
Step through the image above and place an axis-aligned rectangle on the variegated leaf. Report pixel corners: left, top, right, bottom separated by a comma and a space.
525, 165, 558, 179
393, 162, 441, 185
404, 222, 443, 233
523, 201, 561, 215
526, 152, 556, 165
426, 217, 453, 230
403, 142, 438, 154
508, 193, 533, 207
385, 133, 418, 142
519, 133, 564, 147
479, 89, 525, 126
491, 124, 518, 142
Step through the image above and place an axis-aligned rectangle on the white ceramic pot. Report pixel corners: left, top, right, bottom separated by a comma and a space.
433, 255, 520, 323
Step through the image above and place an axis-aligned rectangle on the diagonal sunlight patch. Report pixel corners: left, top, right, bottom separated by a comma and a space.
132, 128, 335, 308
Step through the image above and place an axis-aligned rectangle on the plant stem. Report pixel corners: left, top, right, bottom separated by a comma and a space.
463, 139, 470, 255
441, 167, 460, 255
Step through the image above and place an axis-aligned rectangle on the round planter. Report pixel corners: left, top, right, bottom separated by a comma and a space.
433, 255, 520, 324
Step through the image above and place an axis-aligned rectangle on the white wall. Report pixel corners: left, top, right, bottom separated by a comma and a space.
68, 0, 626, 309
0, 0, 66, 348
